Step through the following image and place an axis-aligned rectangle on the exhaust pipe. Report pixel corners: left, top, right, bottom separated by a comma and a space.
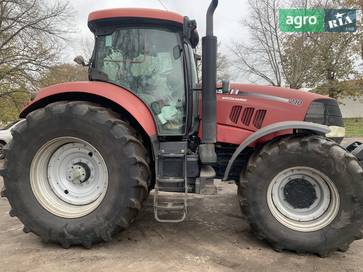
199, 0, 218, 164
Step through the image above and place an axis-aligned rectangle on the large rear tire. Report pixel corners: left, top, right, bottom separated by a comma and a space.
1, 101, 151, 248
239, 135, 363, 256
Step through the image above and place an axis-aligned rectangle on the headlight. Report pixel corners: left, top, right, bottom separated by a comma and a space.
305, 99, 344, 142
326, 126, 346, 138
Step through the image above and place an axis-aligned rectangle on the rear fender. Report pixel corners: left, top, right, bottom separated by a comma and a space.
223, 121, 330, 181
20, 81, 157, 136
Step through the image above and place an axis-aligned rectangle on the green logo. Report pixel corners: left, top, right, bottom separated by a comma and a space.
279, 9, 324, 32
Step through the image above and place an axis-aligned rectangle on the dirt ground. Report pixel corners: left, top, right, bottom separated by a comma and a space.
0, 138, 363, 272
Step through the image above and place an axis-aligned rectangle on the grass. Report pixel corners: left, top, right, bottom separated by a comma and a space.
344, 118, 363, 138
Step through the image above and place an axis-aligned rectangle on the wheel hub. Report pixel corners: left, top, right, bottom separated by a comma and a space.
67, 162, 91, 184
267, 167, 340, 232
283, 178, 317, 209
30, 137, 108, 218
47, 142, 107, 206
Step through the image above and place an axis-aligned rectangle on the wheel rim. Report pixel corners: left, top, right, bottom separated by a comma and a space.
267, 167, 340, 232
30, 137, 108, 218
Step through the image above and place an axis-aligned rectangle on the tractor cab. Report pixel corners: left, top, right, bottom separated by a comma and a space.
86, 8, 213, 223
86, 5, 219, 222
88, 9, 200, 136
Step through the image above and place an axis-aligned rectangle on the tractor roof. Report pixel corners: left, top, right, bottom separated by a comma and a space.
88, 8, 184, 25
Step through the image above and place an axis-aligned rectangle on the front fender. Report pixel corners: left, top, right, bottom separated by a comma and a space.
223, 121, 330, 181
20, 81, 157, 136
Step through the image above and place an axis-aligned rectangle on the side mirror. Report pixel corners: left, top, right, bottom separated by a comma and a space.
222, 80, 230, 93
190, 29, 199, 49
74, 56, 88, 67
183, 17, 199, 49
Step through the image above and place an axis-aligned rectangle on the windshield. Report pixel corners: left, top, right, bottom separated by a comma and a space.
94, 28, 186, 135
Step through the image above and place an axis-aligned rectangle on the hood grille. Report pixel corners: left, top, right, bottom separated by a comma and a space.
242, 108, 255, 126
229, 106, 243, 124
229, 106, 267, 129
253, 110, 267, 129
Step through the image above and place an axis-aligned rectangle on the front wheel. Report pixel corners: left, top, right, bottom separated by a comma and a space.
239, 135, 363, 256
1, 101, 151, 248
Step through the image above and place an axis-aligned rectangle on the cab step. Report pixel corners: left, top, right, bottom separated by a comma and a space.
158, 177, 185, 183
154, 141, 188, 223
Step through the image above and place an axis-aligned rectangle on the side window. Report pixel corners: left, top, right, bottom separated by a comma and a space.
95, 28, 186, 135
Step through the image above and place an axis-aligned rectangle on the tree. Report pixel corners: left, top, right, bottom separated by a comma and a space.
304, 32, 361, 99
232, 0, 362, 99
38, 64, 88, 88
195, 42, 230, 82
313, 78, 363, 99
80, 36, 95, 62
0, 0, 72, 122
231, 0, 286, 87
301, 0, 362, 99
230, 0, 314, 88
216, 48, 230, 81
0, 63, 87, 124
0, 91, 30, 123
280, 33, 315, 89
344, 0, 362, 8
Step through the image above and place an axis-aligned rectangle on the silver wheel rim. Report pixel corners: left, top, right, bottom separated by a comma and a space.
30, 137, 108, 218
267, 167, 340, 232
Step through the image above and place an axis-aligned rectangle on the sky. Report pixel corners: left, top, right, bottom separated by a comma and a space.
58, 0, 363, 84
62, 0, 250, 78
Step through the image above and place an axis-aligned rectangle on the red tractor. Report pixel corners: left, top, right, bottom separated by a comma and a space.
1, 0, 363, 256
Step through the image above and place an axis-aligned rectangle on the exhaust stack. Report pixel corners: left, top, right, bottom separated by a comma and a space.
199, 0, 218, 164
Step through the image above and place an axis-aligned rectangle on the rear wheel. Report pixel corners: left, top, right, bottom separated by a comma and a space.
239, 135, 363, 256
1, 101, 151, 248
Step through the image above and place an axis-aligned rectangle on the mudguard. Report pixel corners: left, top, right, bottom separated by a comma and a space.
223, 121, 330, 180
20, 81, 157, 136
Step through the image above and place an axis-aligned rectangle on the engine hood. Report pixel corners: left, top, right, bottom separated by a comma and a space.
211, 83, 339, 145
228, 83, 328, 105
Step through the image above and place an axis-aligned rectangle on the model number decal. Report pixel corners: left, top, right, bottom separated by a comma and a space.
228, 90, 304, 106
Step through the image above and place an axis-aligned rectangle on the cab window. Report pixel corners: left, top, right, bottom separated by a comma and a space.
94, 28, 186, 135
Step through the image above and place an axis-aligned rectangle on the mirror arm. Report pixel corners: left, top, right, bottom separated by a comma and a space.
73, 56, 89, 67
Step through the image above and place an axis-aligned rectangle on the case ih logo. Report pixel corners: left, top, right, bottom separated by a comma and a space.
279, 9, 357, 32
